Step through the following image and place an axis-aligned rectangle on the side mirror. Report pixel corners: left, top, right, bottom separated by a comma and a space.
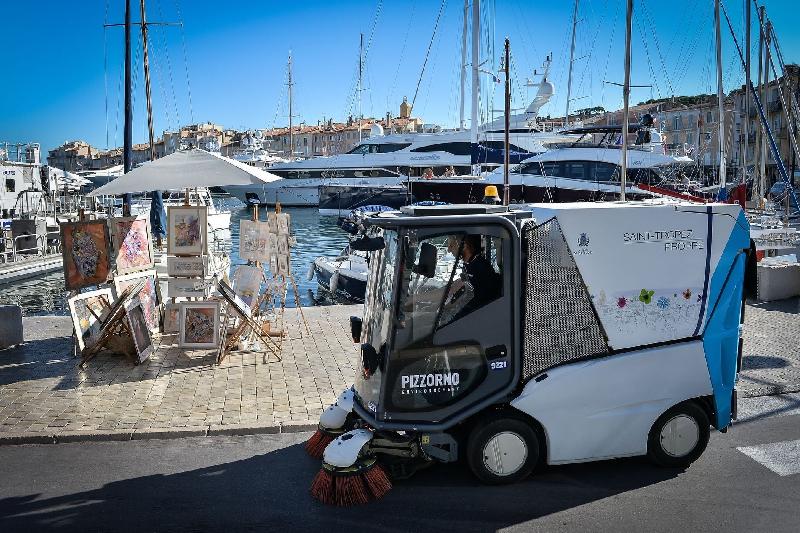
412, 242, 438, 278
350, 316, 362, 343
350, 236, 385, 251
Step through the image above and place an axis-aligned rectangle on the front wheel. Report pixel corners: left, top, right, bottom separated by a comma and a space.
647, 401, 710, 468
467, 417, 540, 485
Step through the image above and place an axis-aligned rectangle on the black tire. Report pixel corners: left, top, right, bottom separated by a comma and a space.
466, 417, 540, 485
647, 401, 710, 468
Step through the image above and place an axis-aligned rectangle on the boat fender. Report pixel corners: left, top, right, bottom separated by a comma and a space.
323, 428, 374, 468
306, 261, 316, 281
330, 270, 340, 294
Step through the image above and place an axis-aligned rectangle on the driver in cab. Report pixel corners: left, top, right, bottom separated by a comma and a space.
446, 234, 502, 318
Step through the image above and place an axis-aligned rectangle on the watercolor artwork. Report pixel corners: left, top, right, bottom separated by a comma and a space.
232, 265, 263, 309
167, 256, 206, 277
167, 278, 208, 298
114, 270, 161, 333
167, 206, 207, 255
267, 212, 278, 234
239, 220, 271, 262
179, 302, 220, 348
68, 288, 113, 351
277, 213, 290, 235
111, 217, 154, 275
61, 220, 112, 290
125, 297, 154, 363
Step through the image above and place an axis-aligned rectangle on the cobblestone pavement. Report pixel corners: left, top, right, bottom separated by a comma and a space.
0, 305, 359, 442
0, 299, 798, 443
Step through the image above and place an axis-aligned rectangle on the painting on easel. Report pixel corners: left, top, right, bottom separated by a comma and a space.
179, 301, 220, 348
68, 288, 114, 351
167, 206, 207, 256
239, 220, 271, 263
114, 270, 162, 334
60, 220, 112, 290
232, 264, 263, 309
110, 217, 154, 275
125, 297, 154, 363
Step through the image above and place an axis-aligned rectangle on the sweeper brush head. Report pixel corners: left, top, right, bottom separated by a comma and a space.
310, 457, 392, 506
305, 429, 336, 459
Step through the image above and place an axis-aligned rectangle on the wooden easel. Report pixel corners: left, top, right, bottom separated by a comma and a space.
79, 280, 145, 367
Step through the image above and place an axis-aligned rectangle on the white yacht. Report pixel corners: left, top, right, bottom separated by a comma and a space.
223, 63, 574, 207
408, 120, 700, 204
231, 131, 287, 169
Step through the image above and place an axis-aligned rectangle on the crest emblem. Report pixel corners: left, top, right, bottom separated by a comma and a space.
577, 233, 590, 247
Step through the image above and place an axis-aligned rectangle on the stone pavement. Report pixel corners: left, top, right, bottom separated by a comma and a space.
0, 305, 360, 444
0, 299, 798, 444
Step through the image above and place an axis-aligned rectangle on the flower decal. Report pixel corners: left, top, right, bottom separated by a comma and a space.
682, 289, 692, 300
617, 297, 627, 308
657, 296, 670, 310
638, 289, 655, 305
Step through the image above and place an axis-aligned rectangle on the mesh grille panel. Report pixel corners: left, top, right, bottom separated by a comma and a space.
522, 219, 609, 381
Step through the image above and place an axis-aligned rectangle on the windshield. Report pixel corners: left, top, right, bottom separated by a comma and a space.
353, 228, 398, 412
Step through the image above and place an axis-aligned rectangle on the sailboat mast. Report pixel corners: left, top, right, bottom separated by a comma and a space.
123, 0, 133, 213
459, 0, 468, 130
715, 0, 726, 189
565, 0, 579, 127
620, 0, 633, 201
470, 0, 480, 147
503, 37, 511, 206
288, 51, 293, 161
140, 0, 155, 161
760, 9, 769, 196
743, 0, 751, 184
358, 33, 363, 143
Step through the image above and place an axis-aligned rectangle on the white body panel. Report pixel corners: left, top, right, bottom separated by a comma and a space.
528, 202, 741, 350
511, 341, 713, 464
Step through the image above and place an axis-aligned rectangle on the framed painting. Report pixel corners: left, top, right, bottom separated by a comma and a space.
113, 270, 161, 334
277, 254, 290, 276
232, 264, 263, 309
267, 212, 278, 234
68, 288, 114, 351
60, 220, 112, 290
167, 206, 207, 255
162, 301, 185, 334
277, 235, 290, 257
110, 216, 154, 275
179, 301, 220, 348
217, 278, 252, 319
239, 220, 271, 262
167, 255, 207, 277
268, 254, 278, 276
167, 278, 209, 298
277, 213, 291, 235
125, 297, 154, 363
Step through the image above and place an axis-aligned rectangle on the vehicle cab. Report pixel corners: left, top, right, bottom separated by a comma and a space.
350, 204, 531, 430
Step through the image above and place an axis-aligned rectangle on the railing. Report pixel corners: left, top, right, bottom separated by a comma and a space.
0, 231, 61, 265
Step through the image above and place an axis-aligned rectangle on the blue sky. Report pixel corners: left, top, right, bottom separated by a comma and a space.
2, 0, 799, 157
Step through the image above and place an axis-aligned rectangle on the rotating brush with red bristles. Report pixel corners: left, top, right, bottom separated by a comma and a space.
310, 457, 392, 506
305, 426, 345, 459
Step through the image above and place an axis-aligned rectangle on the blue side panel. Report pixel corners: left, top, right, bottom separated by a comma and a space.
702, 210, 749, 429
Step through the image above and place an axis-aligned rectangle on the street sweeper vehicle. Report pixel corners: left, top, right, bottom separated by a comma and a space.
306, 201, 751, 505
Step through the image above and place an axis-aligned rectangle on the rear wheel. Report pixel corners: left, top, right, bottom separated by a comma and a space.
647, 401, 710, 468
466, 417, 540, 485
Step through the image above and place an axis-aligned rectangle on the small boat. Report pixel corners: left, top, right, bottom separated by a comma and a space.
309, 245, 369, 302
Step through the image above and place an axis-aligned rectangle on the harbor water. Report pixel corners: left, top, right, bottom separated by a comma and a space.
0, 196, 352, 315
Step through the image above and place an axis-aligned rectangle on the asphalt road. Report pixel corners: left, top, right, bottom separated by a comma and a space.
1, 394, 800, 533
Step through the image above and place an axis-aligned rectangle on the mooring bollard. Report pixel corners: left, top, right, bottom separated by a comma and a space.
0, 304, 24, 350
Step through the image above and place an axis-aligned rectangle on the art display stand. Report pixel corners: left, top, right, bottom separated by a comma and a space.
78, 280, 146, 367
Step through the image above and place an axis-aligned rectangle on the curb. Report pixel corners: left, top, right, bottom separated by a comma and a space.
0, 420, 317, 447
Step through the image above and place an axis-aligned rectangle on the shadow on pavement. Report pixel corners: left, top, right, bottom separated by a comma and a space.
742, 355, 790, 369
0, 441, 682, 532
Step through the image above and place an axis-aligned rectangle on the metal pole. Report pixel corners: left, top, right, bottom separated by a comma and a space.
743, 0, 750, 186
358, 33, 363, 143
715, 0, 726, 189
761, 14, 770, 194
564, 0, 579, 127
123, 0, 133, 215
470, 0, 480, 146
620, 0, 633, 202
140, 0, 155, 161
503, 38, 511, 206
287, 51, 293, 161
459, 0, 468, 130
